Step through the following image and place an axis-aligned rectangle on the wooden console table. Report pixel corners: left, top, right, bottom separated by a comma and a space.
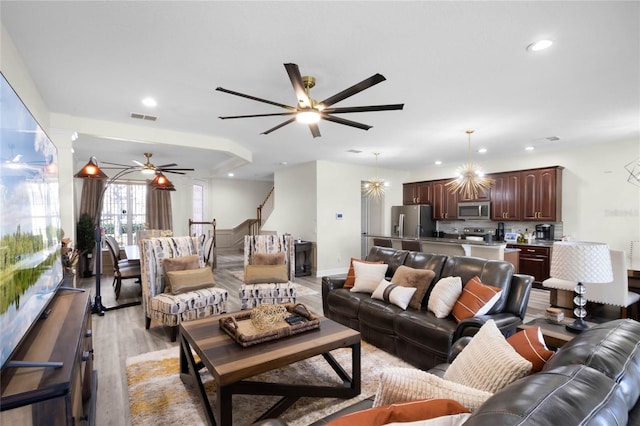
1, 289, 96, 425
294, 240, 312, 277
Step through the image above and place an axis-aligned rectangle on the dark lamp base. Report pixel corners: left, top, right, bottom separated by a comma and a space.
566, 318, 590, 334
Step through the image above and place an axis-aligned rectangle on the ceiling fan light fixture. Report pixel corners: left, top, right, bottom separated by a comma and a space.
296, 110, 321, 124
141, 167, 155, 175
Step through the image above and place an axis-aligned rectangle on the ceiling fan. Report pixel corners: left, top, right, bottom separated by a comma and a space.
216, 63, 404, 138
102, 152, 194, 175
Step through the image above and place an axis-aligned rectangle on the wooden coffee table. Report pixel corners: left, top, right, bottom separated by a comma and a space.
179, 313, 361, 426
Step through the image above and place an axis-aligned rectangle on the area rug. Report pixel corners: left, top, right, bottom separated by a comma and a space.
228, 269, 319, 296
127, 341, 411, 426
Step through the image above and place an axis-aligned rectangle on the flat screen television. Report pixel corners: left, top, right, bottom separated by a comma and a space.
0, 72, 63, 369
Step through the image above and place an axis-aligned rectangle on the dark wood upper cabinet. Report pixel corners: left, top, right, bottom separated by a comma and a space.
403, 182, 432, 205
490, 172, 521, 220
456, 182, 491, 202
521, 167, 562, 221
431, 180, 457, 220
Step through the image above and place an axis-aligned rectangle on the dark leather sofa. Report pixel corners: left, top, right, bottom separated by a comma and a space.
254, 319, 640, 425
322, 246, 534, 370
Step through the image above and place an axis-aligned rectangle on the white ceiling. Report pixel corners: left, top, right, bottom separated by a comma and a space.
2, 1, 638, 181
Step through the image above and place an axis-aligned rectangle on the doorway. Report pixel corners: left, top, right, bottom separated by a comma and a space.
361, 185, 385, 257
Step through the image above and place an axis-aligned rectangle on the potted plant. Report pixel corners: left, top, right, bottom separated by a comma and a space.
76, 212, 96, 278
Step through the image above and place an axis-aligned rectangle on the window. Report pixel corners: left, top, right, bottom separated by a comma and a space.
101, 182, 146, 245
192, 183, 204, 237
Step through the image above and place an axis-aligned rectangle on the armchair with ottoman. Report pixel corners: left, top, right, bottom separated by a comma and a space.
322, 246, 534, 370
140, 236, 228, 341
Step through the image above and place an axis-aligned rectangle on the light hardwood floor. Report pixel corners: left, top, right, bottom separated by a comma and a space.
80, 254, 552, 426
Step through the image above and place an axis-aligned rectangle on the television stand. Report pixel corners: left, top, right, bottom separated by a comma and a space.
0, 290, 96, 424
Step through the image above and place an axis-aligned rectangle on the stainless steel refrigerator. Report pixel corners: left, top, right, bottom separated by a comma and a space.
391, 205, 436, 238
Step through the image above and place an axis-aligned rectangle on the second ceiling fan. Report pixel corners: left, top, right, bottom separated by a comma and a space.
216, 63, 404, 138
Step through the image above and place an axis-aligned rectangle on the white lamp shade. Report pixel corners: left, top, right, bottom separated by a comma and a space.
550, 241, 613, 283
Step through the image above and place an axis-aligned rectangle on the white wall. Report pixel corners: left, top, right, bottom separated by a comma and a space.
407, 138, 640, 254
208, 178, 273, 229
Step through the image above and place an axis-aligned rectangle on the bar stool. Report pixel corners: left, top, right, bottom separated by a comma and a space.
401, 239, 422, 252
372, 238, 393, 248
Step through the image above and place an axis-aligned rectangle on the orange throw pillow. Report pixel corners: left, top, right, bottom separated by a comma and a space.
326, 398, 470, 426
451, 276, 502, 322
344, 258, 384, 288
507, 326, 555, 373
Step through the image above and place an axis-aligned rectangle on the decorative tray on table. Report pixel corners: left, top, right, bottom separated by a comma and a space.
219, 303, 320, 347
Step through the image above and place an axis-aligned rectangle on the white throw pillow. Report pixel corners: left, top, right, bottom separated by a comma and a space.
427, 276, 463, 318
384, 413, 472, 426
443, 320, 532, 393
372, 279, 417, 310
351, 262, 388, 294
373, 367, 492, 412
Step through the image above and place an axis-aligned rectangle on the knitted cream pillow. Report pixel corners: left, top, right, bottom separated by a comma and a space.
427, 276, 463, 318
351, 262, 389, 294
373, 367, 492, 412
443, 320, 532, 393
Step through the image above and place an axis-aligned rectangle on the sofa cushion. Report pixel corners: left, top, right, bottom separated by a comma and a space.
542, 318, 640, 410
373, 367, 493, 412
507, 326, 555, 373
428, 276, 463, 318
252, 252, 285, 265
391, 265, 436, 310
351, 262, 389, 293
441, 256, 513, 314
444, 320, 531, 393
326, 398, 470, 426
344, 257, 385, 288
451, 276, 502, 322
372, 279, 417, 310
394, 310, 459, 368
464, 364, 628, 426
367, 246, 409, 278
166, 267, 215, 295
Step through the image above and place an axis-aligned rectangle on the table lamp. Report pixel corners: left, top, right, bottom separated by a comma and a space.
549, 241, 613, 333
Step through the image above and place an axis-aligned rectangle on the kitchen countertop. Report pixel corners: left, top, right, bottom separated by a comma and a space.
364, 234, 555, 248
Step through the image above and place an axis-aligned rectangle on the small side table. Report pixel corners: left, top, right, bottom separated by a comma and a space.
294, 240, 312, 277
517, 317, 597, 349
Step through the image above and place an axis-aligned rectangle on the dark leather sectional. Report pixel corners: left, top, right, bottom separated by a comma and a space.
321, 246, 534, 370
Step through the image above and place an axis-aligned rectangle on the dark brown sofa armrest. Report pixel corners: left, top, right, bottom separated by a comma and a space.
452, 313, 523, 343
321, 275, 347, 316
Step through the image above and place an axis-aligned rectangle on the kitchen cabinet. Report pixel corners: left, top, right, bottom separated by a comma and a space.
508, 244, 551, 288
403, 182, 432, 205
431, 180, 457, 220
457, 182, 491, 202
490, 172, 521, 220
521, 167, 562, 221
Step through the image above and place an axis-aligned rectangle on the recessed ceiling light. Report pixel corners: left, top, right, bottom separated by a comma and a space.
71, 132, 78, 141
525, 146, 535, 151
527, 39, 553, 52
142, 97, 157, 107
434, 160, 442, 165
227, 172, 234, 177
477, 148, 487, 154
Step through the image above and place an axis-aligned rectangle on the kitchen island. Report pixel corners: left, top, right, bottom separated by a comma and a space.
364, 235, 522, 267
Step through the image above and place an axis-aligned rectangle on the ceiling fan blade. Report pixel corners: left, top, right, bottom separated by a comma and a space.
325, 104, 404, 114
216, 87, 296, 111
309, 123, 321, 138
159, 167, 194, 172
102, 161, 136, 168
321, 114, 372, 131
163, 170, 187, 175
320, 74, 387, 107
133, 160, 145, 167
219, 112, 297, 120
156, 163, 178, 168
284, 63, 311, 108
261, 117, 296, 135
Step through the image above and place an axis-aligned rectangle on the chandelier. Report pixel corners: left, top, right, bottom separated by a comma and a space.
362, 152, 387, 199
445, 130, 493, 199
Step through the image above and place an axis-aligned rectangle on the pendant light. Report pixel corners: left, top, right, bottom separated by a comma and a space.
362, 152, 387, 199
445, 130, 493, 199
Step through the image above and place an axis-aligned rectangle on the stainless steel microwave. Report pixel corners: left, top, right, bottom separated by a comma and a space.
457, 201, 491, 220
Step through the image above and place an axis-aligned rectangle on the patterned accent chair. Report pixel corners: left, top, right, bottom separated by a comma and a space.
140, 236, 228, 341
240, 235, 297, 309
